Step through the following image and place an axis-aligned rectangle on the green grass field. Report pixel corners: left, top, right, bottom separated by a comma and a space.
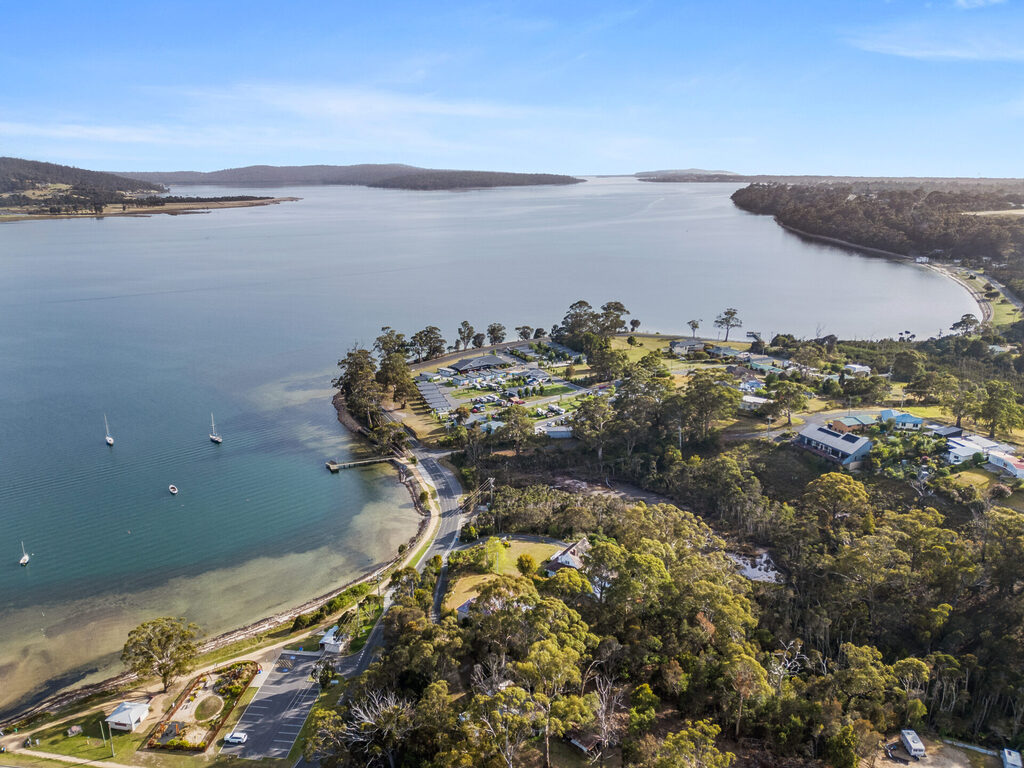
30, 710, 145, 762
284, 629, 326, 652
444, 540, 561, 610
991, 298, 1021, 329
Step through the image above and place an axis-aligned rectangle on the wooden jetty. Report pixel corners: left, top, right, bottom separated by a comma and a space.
326, 456, 398, 472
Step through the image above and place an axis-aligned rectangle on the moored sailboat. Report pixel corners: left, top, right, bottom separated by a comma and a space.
209, 413, 222, 444
19, 541, 29, 566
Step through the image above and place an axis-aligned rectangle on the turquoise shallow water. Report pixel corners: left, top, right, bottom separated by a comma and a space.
0, 177, 978, 714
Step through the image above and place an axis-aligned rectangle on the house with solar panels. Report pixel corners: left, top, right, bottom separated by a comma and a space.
797, 424, 873, 468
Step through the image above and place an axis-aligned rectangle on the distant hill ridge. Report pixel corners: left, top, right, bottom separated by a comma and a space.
635, 168, 738, 177
119, 164, 584, 190
0, 157, 164, 194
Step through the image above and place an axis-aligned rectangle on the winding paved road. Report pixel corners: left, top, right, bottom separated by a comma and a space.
333, 438, 464, 678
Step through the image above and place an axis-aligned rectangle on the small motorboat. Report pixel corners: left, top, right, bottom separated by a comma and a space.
168, 485, 178, 495
19, 541, 30, 566
104, 414, 114, 446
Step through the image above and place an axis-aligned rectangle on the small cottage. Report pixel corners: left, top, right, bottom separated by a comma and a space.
105, 701, 150, 732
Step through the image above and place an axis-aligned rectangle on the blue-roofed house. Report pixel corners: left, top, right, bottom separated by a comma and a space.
797, 425, 873, 467
878, 409, 924, 431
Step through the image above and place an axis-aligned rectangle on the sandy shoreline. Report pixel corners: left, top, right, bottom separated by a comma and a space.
777, 221, 990, 324
0, 196, 301, 223
0, 394, 429, 728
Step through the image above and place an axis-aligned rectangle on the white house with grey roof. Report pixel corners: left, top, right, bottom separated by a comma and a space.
105, 701, 150, 732
797, 425, 873, 467
544, 538, 592, 576
945, 434, 1011, 465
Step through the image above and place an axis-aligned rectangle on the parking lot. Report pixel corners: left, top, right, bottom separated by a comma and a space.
220, 653, 321, 759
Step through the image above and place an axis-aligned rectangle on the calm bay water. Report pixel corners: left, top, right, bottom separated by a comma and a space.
0, 177, 977, 714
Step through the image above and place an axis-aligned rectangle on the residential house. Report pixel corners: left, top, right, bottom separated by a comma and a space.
844, 363, 872, 376
544, 538, 592, 577
988, 451, 1024, 479
747, 354, 793, 369
105, 701, 150, 732
450, 355, 507, 373
536, 425, 574, 439
797, 425, 873, 467
828, 415, 877, 433
878, 409, 924, 431
707, 345, 741, 359
930, 425, 963, 439
945, 434, 1010, 464
457, 597, 476, 620
740, 394, 772, 412
748, 361, 787, 376
738, 378, 762, 393
669, 339, 706, 356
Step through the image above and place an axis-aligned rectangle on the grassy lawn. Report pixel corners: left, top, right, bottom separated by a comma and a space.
9, 686, 279, 768
409, 527, 438, 568
348, 604, 384, 652
532, 383, 575, 398
192, 627, 291, 671
445, 573, 496, 611
284, 629, 327, 652
610, 334, 681, 363
520, 737, 600, 767
30, 710, 146, 762
951, 467, 999, 489
388, 400, 446, 444
903, 405, 947, 421
444, 540, 561, 610
943, 467, 1024, 512
992, 298, 1021, 329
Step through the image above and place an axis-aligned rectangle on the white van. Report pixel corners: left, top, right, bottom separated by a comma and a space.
900, 730, 925, 758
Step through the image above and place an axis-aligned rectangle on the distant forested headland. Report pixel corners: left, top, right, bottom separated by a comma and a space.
0, 157, 277, 218
119, 163, 584, 190
725, 179, 1024, 308
0, 156, 165, 195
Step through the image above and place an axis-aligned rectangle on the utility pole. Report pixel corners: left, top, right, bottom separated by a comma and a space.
100, 719, 113, 758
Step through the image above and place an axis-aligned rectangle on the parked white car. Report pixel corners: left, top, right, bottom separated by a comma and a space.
224, 732, 248, 745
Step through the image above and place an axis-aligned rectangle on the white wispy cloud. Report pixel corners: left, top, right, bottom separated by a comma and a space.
954, 0, 1006, 9
848, 19, 1024, 60
0, 121, 180, 144
0, 82, 564, 168
222, 83, 538, 121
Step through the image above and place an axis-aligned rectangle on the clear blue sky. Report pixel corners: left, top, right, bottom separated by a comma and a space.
3, 0, 1024, 176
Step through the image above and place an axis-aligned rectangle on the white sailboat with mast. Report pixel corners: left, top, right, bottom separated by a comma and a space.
209, 413, 222, 444
19, 541, 29, 566
104, 414, 114, 446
